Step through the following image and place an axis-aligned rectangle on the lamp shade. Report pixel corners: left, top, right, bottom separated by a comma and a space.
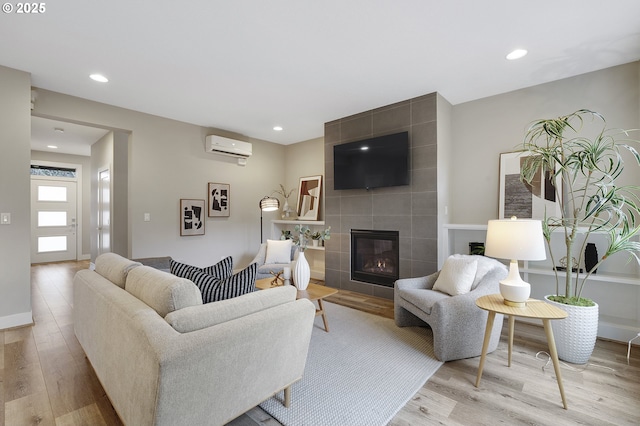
259, 196, 279, 211
485, 218, 546, 261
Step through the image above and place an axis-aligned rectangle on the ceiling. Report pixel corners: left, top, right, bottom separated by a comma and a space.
2, 1, 639, 153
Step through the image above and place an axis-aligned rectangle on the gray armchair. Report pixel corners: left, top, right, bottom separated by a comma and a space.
251, 242, 298, 280
394, 254, 508, 362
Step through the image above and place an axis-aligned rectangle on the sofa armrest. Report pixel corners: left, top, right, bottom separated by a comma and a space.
155, 298, 316, 426
395, 272, 439, 291
165, 286, 297, 332
250, 243, 267, 265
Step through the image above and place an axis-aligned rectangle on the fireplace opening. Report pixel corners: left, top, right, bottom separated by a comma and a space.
351, 229, 399, 287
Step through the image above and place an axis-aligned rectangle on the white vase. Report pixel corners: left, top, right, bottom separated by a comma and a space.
312, 239, 319, 247
293, 251, 310, 290
544, 296, 599, 364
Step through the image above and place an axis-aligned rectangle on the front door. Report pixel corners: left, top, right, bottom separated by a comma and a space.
31, 178, 77, 263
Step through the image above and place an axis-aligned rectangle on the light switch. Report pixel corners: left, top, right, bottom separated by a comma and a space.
1, 213, 10, 225
144, 213, 151, 222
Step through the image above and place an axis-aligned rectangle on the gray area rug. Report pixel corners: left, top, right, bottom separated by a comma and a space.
259, 302, 443, 426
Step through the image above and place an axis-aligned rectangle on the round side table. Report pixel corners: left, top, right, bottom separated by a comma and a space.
475, 293, 569, 409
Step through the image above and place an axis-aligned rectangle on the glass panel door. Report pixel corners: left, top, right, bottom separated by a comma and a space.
31, 178, 77, 263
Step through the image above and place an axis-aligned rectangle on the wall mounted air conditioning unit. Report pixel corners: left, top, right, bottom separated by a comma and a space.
206, 135, 252, 158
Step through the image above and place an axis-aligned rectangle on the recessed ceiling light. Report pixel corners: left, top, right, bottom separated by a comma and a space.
273, 126, 283, 131
47, 145, 58, 149
90, 73, 109, 83
506, 49, 528, 60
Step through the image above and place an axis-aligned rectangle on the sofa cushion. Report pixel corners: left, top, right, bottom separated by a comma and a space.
264, 239, 293, 264
433, 255, 478, 296
190, 263, 257, 303
95, 253, 141, 288
125, 265, 203, 317
170, 257, 233, 280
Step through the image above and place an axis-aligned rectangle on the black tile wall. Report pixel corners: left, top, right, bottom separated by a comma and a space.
324, 92, 439, 300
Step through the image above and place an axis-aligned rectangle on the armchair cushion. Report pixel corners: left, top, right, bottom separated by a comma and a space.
398, 288, 450, 315
433, 255, 478, 296
264, 239, 293, 264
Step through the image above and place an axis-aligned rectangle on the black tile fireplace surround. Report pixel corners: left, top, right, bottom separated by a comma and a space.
350, 229, 400, 287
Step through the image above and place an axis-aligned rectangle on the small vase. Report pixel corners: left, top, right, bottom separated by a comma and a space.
282, 200, 290, 218
312, 239, 319, 247
293, 251, 310, 290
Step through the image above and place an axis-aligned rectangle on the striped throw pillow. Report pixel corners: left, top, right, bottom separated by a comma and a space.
190, 263, 257, 303
203, 256, 233, 279
170, 256, 234, 280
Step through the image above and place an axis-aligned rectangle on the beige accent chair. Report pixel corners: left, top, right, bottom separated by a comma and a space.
394, 254, 508, 361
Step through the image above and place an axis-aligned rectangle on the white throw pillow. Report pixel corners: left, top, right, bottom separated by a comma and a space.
433, 255, 478, 296
264, 239, 292, 264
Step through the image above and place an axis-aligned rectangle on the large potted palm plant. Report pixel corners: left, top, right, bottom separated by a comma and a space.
518, 109, 640, 364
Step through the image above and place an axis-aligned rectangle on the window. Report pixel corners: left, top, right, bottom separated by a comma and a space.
38, 236, 67, 253
38, 211, 67, 227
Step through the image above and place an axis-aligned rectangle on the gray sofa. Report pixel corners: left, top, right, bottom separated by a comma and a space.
394, 254, 508, 362
73, 253, 316, 426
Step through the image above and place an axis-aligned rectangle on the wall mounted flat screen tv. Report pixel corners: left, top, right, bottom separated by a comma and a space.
333, 131, 409, 190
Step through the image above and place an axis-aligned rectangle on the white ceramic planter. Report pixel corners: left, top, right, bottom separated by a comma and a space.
545, 296, 599, 364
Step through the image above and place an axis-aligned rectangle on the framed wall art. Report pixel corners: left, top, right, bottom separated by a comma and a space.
297, 175, 322, 220
498, 151, 562, 220
180, 199, 205, 236
208, 182, 230, 217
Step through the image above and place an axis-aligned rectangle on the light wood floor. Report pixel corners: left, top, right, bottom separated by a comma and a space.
3, 261, 639, 425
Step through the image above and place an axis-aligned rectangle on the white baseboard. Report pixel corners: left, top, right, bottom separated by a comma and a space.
78, 253, 91, 260
0, 311, 33, 330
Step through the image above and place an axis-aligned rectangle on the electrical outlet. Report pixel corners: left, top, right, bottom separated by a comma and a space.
1, 213, 10, 225
144, 213, 150, 222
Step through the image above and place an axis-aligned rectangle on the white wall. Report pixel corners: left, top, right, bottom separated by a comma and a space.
450, 62, 640, 224
32, 88, 287, 269
0, 65, 32, 328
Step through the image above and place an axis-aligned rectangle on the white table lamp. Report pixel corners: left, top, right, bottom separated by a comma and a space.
484, 217, 546, 307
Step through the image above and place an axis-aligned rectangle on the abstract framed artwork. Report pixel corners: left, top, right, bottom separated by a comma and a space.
498, 151, 562, 220
208, 182, 230, 217
296, 175, 322, 221
180, 199, 205, 236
